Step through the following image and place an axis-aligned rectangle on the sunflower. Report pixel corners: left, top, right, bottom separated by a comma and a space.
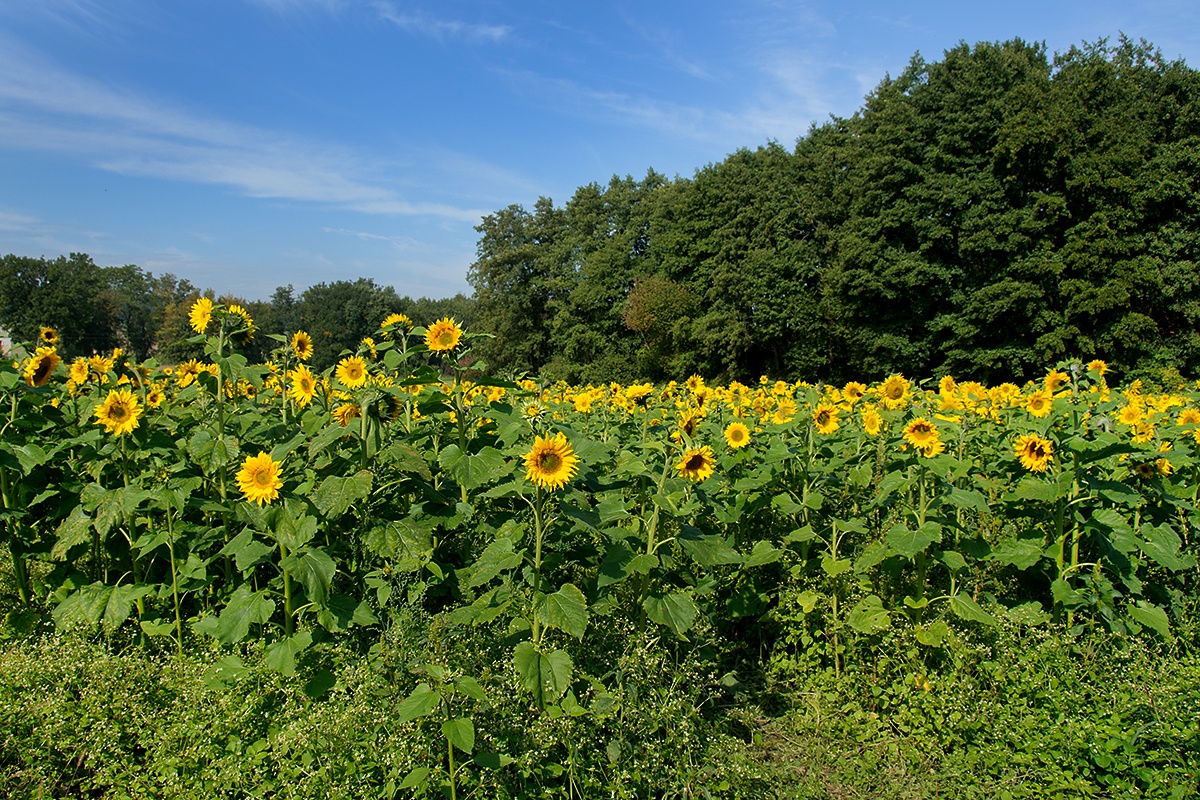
1025, 391, 1053, 418
1044, 369, 1070, 394
676, 445, 717, 482
288, 364, 317, 407
94, 387, 142, 436
291, 330, 314, 361
1087, 359, 1108, 377
336, 355, 368, 389
878, 375, 910, 410
333, 403, 361, 427
524, 432, 579, 491
380, 313, 413, 333
841, 381, 867, 405
68, 357, 90, 386
903, 417, 942, 457
425, 317, 463, 352
175, 359, 204, 388
812, 403, 840, 435
1014, 434, 1054, 473
861, 405, 883, 436
360, 336, 378, 359
1116, 403, 1144, 426
724, 421, 751, 449
23, 347, 61, 387
236, 452, 283, 506
39, 326, 58, 345
189, 297, 215, 334
676, 408, 702, 440
145, 383, 166, 409
226, 304, 255, 344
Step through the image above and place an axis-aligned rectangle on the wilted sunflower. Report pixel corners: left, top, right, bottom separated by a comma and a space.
812, 403, 840, 435
236, 452, 283, 506
23, 347, 60, 387
524, 432, 579, 491
425, 317, 463, 352
724, 421, 751, 449
94, 387, 142, 436
189, 297, 215, 334
336, 355, 368, 389
39, 326, 58, 345
288, 364, 317, 407
676, 445, 716, 482
1014, 434, 1053, 473
903, 417, 942, 457
291, 330, 314, 361
878, 375, 910, 410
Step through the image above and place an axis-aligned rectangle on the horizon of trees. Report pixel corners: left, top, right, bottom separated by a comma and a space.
4, 36, 1198, 386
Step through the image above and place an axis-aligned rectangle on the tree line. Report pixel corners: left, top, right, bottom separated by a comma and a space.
468, 36, 1200, 385
0, 253, 471, 370
4, 37, 1197, 385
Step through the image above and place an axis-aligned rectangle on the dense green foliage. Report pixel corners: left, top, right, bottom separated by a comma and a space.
470, 37, 1200, 385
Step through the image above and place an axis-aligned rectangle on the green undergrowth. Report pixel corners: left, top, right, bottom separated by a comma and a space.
3, 603, 1198, 799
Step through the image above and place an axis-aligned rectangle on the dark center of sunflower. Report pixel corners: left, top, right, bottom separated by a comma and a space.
685, 454, 705, 471
438, 331, 455, 346
538, 452, 562, 472
885, 384, 903, 399
816, 410, 831, 426
32, 361, 53, 385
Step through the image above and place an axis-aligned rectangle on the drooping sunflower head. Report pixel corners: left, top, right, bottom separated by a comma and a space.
724, 421, 751, 449
333, 403, 361, 427
94, 387, 142, 436
524, 432, 579, 491
225, 304, 255, 344
235, 452, 283, 506
291, 330, 314, 361
1014, 433, 1054, 473
39, 326, 58, 346
189, 297, 215, 334
812, 403, 840, 435
425, 317, 463, 353
23, 347, 61, 387
336, 355, 368, 389
675, 445, 717, 483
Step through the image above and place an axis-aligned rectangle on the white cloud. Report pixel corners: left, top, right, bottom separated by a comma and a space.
0, 33, 486, 221
371, 2, 511, 42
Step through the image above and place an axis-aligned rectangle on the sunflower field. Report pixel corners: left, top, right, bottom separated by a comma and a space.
3, 303, 1199, 797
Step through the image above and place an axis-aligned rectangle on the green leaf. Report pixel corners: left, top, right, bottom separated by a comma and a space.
271, 504, 319, 551
678, 529, 742, 567
949, 594, 998, 627
743, 540, 782, 568
886, 522, 941, 559
264, 630, 313, 676
847, 594, 890, 634
442, 718, 475, 754
945, 487, 990, 513
988, 537, 1045, 570
280, 546, 337, 607
398, 767, 429, 790
188, 430, 241, 473
853, 541, 891, 573
438, 444, 508, 492
311, 471, 374, 520
536, 583, 589, 640
1004, 601, 1051, 626
51, 507, 92, 561
643, 591, 699, 638
103, 584, 152, 632
454, 675, 487, 703
220, 529, 274, 572
214, 585, 275, 644
916, 620, 949, 647
472, 752, 515, 769
396, 683, 442, 723
1127, 600, 1173, 644
1139, 523, 1193, 572
468, 535, 525, 588
513, 641, 573, 707
317, 594, 379, 632
820, 555, 852, 576
51, 582, 112, 629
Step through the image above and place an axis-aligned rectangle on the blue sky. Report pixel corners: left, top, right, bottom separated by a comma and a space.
2, 1, 1198, 301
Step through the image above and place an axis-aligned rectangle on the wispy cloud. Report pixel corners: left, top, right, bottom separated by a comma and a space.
371, 2, 511, 42
0, 33, 485, 221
